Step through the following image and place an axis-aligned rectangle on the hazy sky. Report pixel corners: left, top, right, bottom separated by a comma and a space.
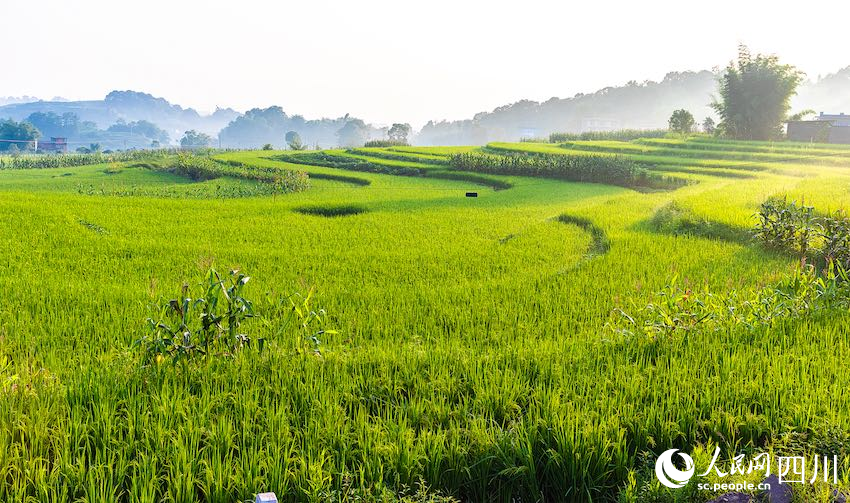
4, 0, 849, 126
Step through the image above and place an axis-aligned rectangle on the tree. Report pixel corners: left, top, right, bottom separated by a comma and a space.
285, 131, 305, 150
0, 119, 40, 152
26, 112, 80, 138
387, 123, 412, 144
108, 120, 170, 144
702, 117, 716, 134
180, 130, 213, 148
668, 109, 695, 134
336, 119, 370, 147
711, 45, 804, 141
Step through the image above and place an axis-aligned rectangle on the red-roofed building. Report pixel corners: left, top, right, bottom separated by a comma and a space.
37, 137, 68, 153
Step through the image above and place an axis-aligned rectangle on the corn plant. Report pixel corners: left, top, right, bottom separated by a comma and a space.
138, 268, 257, 365
448, 151, 685, 190
755, 197, 850, 271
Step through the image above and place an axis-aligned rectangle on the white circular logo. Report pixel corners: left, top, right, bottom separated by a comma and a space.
655, 449, 695, 488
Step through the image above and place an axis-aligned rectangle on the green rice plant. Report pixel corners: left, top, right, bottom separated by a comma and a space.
266, 287, 336, 356
614, 266, 850, 341
348, 148, 450, 166
283, 152, 425, 176
0, 355, 17, 394
7, 140, 850, 501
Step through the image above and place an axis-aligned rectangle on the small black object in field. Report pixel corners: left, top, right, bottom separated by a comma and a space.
466, 192, 478, 198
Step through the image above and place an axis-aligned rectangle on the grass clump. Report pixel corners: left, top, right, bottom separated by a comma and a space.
650, 201, 750, 243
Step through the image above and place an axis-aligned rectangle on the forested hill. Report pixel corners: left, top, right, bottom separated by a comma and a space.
0, 91, 238, 139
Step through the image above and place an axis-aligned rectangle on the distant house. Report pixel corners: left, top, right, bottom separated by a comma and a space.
36, 137, 68, 153
787, 113, 850, 144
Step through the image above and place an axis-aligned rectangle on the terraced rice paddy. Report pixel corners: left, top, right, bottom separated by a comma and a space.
2, 136, 850, 502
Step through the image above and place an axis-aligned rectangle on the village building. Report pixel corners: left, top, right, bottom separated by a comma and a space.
787, 113, 850, 144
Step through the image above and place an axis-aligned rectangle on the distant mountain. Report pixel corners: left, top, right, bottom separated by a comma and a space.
416, 71, 719, 145
0, 91, 239, 143
0, 96, 40, 107
794, 66, 850, 117
415, 68, 850, 145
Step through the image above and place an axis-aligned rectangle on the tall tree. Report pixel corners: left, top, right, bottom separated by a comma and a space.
712, 45, 804, 141
285, 131, 305, 150
668, 109, 695, 134
0, 119, 40, 152
180, 130, 213, 148
387, 123, 412, 144
336, 119, 370, 147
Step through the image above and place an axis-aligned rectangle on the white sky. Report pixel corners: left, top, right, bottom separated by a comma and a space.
3, 0, 849, 127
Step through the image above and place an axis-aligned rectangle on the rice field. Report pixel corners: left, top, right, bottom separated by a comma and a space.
2, 136, 850, 502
